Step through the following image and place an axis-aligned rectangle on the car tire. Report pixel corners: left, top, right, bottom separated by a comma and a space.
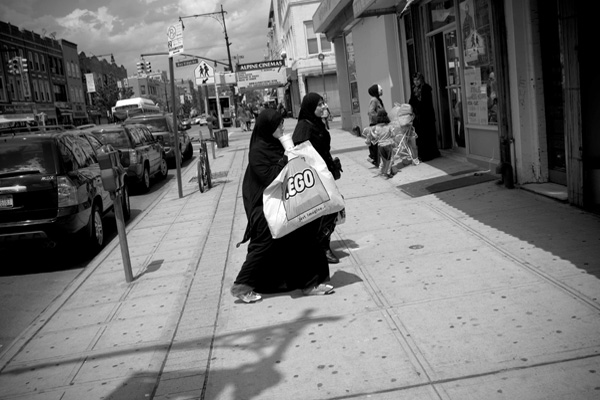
158, 157, 168, 180
87, 202, 104, 252
121, 183, 131, 221
140, 165, 151, 192
183, 142, 193, 160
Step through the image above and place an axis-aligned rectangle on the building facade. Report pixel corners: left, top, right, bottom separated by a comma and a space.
315, 0, 598, 213
60, 40, 87, 125
79, 52, 127, 124
268, 0, 340, 117
0, 21, 79, 125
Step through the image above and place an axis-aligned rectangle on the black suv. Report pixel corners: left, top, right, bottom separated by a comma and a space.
124, 113, 193, 165
0, 130, 130, 251
87, 124, 168, 192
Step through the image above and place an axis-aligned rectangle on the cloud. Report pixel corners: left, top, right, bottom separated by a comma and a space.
0, 0, 272, 79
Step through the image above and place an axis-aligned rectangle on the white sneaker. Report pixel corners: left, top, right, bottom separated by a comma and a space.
302, 284, 334, 296
238, 291, 262, 303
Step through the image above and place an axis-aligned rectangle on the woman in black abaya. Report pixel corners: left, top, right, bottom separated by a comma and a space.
231, 109, 333, 303
292, 92, 341, 264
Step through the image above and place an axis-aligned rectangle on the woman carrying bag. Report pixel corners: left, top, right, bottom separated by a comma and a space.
231, 109, 333, 303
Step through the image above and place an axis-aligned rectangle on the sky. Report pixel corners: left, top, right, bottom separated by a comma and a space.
0, 0, 273, 81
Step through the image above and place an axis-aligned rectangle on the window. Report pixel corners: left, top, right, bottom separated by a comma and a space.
45, 81, 51, 101
345, 32, 360, 114
305, 21, 331, 55
66, 61, 72, 77
140, 85, 146, 95
33, 80, 40, 101
0, 76, 6, 102
459, 0, 496, 125
34, 53, 40, 71
40, 55, 46, 72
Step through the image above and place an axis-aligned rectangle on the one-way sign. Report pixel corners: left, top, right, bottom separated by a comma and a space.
175, 59, 199, 68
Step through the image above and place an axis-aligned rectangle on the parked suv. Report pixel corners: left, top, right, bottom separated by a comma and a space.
124, 113, 193, 165
87, 124, 168, 192
0, 129, 130, 251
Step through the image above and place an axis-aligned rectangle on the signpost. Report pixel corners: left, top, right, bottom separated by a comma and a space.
166, 22, 184, 198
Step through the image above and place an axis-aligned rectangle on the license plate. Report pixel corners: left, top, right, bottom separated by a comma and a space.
0, 194, 13, 208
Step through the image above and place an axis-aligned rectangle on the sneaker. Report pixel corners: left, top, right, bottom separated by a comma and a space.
412, 158, 421, 165
302, 284, 334, 296
238, 291, 262, 303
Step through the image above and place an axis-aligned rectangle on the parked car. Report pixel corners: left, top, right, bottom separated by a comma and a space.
194, 115, 207, 125
181, 119, 192, 129
0, 129, 130, 252
124, 113, 193, 165
87, 124, 168, 192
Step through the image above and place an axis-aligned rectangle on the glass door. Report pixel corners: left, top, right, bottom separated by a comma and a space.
431, 28, 465, 151
444, 30, 465, 149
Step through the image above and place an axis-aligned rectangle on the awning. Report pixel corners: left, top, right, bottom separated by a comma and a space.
313, 0, 353, 34
0, 114, 35, 124
353, 0, 409, 18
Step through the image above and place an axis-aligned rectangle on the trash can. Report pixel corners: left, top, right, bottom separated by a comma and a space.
214, 129, 229, 148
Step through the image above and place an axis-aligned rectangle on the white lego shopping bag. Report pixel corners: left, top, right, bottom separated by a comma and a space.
263, 141, 345, 238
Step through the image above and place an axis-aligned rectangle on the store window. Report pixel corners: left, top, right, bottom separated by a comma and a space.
305, 21, 331, 55
459, 0, 496, 126
345, 32, 359, 114
140, 85, 146, 95
428, 0, 456, 31
0, 76, 6, 102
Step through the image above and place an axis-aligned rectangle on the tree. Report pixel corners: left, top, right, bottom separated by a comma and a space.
92, 84, 133, 117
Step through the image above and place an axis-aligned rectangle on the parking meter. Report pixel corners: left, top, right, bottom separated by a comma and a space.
98, 144, 133, 282
98, 144, 123, 193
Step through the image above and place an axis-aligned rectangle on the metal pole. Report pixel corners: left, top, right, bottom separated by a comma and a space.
112, 191, 133, 283
169, 56, 183, 198
221, 4, 237, 118
321, 61, 326, 100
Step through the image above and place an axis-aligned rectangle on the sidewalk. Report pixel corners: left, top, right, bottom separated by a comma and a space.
0, 118, 599, 400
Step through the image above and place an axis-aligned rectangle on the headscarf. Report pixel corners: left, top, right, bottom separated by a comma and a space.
292, 92, 335, 173
249, 108, 284, 149
297, 92, 325, 128
368, 84, 384, 109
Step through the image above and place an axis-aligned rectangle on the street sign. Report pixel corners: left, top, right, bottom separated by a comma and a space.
167, 21, 184, 57
176, 58, 199, 68
194, 61, 214, 85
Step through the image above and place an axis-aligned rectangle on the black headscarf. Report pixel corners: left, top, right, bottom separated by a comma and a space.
292, 92, 335, 173
368, 84, 384, 109
240, 109, 286, 244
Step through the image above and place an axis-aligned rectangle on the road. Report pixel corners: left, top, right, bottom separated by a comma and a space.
0, 124, 206, 354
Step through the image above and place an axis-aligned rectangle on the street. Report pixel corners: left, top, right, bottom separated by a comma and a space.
0, 126, 204, 353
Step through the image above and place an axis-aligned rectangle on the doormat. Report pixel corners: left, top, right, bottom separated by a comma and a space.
397, 172, 497, 198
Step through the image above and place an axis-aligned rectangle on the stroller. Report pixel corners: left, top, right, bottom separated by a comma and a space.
392, 127, 420, 165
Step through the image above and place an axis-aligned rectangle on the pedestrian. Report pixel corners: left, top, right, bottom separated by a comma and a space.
367, 84, 385, 166
390, 103, 420, 165
231, 108, 333, 303
409, 72, 440, 161
245, 106, 253, 131
277, 102, 286, 116
292, 92, 341, 264
237, 104, 248, 131
206, 112, 217, 139
371, 109, 397, 178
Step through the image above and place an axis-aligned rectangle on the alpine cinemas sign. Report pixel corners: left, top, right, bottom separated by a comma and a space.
236, 59, 285, 72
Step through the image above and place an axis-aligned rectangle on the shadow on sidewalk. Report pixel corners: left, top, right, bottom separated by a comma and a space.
106, 309, 341, 400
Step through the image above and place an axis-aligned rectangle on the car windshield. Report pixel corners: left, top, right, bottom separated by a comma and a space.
90, 130, 130, 148
135, 119, 170, 133
0, 136, 56, 175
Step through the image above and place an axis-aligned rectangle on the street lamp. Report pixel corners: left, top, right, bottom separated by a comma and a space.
318, 53, 326, 102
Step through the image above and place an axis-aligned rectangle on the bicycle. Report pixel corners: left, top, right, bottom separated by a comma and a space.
197, 138, 213, 192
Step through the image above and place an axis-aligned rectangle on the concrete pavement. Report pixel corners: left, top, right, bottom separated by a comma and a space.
0, 118, 599, 400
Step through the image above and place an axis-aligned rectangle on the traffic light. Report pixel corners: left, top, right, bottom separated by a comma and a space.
20, 58, 28, 74
136, 61, 145, 74
7, 57, 20, 74
145, 61, 151, 73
